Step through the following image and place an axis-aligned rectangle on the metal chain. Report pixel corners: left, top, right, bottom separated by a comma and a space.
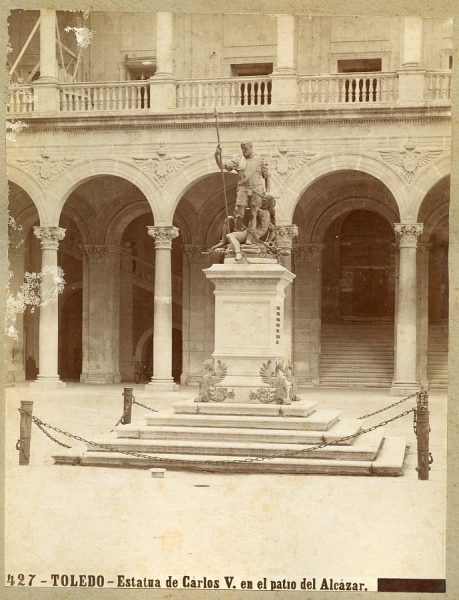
357, 391, 418, 420
32, 419, 72, 449
132, 398, 158, 413
18, 406, 415, 467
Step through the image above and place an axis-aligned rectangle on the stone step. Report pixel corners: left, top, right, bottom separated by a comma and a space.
144, 409, 341, 431
87, 429, 385, 461
319, 382, 390, 389
115, 418, 362, 446
173, 399, 317, 417
53, 436, 407, 476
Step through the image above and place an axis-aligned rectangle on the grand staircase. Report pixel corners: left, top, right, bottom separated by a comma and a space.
319, 321, 394, 388
53, 398, 407, 476
428, 322, 448, 389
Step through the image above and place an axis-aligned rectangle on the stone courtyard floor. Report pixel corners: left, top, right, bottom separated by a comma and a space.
4, 384, 447, 591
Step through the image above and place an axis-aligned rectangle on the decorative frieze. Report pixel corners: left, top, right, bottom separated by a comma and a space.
16, 153, 75, 185
134, 145, 191, 186
379, 140, 442, 183
394, 223, 424, 248
33, 226, 66, 250
147, 225, 179, 249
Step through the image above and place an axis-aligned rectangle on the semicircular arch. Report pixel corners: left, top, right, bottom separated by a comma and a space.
281, 153, 409, 224
7, 164, 48, 223
47, 157, 164, 224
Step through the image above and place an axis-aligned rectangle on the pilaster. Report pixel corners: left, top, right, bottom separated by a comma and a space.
271, 14, 298, 107
149, 12, 176, 110
292, 243, 324, 386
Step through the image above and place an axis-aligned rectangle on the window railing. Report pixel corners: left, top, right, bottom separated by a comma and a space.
298, 72, 399, 105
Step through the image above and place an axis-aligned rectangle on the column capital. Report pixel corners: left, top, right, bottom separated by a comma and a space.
417, 241, 433, 256
184, 244, 208, 262
394, 223, 423, 248
275, 224, 299, 252
147, 225, 179, 249
292, 243, 324, 263
84, 244, 109, 262
33, 226, 66, 250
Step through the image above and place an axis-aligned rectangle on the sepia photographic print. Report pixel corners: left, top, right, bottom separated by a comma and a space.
2, 1, 458, 598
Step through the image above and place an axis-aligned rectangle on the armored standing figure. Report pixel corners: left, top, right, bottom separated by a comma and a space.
214, 141, 270, 232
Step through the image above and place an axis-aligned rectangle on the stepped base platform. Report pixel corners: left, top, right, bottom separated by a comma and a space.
52, 397, 408, 477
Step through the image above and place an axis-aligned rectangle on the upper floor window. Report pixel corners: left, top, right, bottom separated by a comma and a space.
230, 63, 273, 77
337, 58, 382, 73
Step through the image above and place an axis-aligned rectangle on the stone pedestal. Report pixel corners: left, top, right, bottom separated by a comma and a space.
204, 261, 295, 401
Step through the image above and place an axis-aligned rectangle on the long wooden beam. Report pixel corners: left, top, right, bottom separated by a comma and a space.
9, 15, 40, 76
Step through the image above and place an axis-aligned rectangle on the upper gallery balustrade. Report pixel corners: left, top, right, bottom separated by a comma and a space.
7, 70, 452, 116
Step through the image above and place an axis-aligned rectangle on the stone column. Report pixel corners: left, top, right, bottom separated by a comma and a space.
398, 17, 425, 105
271, 14, 298, 106
81, 245, 121, 383
292, 244, 324, 386
275, 225, 298, 362
149, 12, 176, 110
147, 225, 179, 390
35, 9, 60, 112
417, 242, 431, 388
391, 223, 423, 395
32, 226, 66, 387
183, 245, 213, 384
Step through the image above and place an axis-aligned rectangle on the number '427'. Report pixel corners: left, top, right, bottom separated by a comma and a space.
6, 573, 36, 586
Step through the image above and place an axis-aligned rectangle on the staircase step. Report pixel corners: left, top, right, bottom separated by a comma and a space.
88, 429, 385, 461
53, 435, 406, 476
145, 409, 341, 431
173, 399, 317, 417
115, 418, 362, 446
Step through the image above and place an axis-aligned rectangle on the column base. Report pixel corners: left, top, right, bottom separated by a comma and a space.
147, 378, 179, 391
30, 376, 66, 388
390, 381, 421, 396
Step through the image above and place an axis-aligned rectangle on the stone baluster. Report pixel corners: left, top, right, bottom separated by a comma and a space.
147, 225, 179, 390
32, 226, 66, 386
275, 225, 298, 362
391, 223, 423, 394
292, 243, 324, 385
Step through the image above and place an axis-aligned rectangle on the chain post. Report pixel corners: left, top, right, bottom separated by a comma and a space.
18, 400, 33, 465
415, 389, 431, 480
122, 388, 133, 425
